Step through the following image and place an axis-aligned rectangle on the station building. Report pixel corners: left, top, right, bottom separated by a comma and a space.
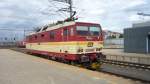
124, 21, 150, 54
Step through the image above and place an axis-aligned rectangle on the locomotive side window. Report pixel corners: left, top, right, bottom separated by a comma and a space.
76, 26, 88, 36
29, 36, 32, 41
89, 27, 100, 36
70, 28, 74, 36
63, 29, 69, 36
34, 35, 37, 39
50, 31, 55, 40
41, 34, 45, 37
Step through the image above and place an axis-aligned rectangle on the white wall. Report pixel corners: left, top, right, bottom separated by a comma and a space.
104, 38, 124, 48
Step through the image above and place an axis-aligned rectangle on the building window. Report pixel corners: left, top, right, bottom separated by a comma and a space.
50, 31, 55, 40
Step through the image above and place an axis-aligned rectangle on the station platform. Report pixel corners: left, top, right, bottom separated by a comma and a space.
102, 49, 150, 57
102, 49, 150, 65
0, 49, 139, 84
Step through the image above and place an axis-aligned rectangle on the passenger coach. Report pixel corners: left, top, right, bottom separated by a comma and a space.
26, 21, 104, 64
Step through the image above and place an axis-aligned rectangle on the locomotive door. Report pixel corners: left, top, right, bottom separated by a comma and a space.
146, 34, 150, 53
148, 35, 150, 53
63, 28, 69, 41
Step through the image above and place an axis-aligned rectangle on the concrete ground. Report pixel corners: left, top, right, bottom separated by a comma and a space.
0, 49, 143, 84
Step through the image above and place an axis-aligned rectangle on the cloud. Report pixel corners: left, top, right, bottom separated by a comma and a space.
74, 0, 148, 32
0, 0, 149, 33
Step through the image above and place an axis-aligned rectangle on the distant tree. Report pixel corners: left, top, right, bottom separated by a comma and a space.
119, 34, 123, 38
111, 35, 116, 39
107, 36, 112, 39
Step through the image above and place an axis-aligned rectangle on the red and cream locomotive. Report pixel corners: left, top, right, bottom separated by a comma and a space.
25, 21, 104, 66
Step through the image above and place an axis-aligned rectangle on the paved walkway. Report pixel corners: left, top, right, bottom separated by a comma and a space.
102, 49, 150, 57
0, 49, 142, 84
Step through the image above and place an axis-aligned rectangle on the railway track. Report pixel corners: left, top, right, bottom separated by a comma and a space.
11, 48, 150, 83
100, 59, 150, 70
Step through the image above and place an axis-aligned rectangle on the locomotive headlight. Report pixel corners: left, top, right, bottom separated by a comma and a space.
77, 49, 83, 52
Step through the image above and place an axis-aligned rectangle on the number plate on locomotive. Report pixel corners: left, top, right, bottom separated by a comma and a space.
87, 42, 93, 47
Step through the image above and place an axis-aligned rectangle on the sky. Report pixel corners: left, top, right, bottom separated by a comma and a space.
0, 0, 150, 34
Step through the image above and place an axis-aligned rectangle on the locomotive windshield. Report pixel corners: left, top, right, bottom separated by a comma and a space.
76, 26, 101, 36
89, 27, 100, 36
76, 26, 89, 36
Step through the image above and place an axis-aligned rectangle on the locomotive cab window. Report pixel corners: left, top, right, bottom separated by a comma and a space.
76, 26, 88, 36
89, 27, 100, 36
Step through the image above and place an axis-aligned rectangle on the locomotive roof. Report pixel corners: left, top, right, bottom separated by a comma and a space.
28, 21, 100, 35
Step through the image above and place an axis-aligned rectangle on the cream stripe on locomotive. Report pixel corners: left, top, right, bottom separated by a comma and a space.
26, 41, 103, 54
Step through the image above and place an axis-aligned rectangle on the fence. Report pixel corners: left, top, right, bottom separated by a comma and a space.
104, 38, 124, 48
0, 28, 33, 47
